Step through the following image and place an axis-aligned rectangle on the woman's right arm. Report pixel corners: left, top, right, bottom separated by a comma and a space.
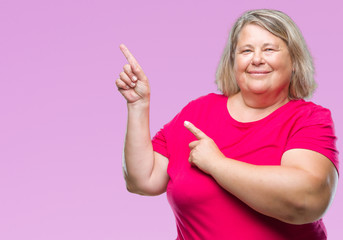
116, 44, 169, 196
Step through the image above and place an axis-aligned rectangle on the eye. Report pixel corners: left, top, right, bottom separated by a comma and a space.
242, 49, 252, 53
265, 48, 274, 52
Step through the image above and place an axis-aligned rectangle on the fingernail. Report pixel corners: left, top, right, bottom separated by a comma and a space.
132, 76, 137, 81
130, 82, 135, 87
184, 121, 190, 126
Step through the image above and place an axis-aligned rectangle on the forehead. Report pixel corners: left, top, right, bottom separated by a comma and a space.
236, 24, 284, 46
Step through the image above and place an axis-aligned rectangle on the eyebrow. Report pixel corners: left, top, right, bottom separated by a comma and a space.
262, 43, 280, 48
237, 43, 280, 49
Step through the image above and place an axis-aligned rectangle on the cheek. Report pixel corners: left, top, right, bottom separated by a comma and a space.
271, 55, 292, 72
234, 57, 249, 72
233, 62, 242, 80
276, 62, 293, 78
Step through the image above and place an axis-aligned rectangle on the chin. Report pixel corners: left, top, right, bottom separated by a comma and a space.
246, 85, 270, 94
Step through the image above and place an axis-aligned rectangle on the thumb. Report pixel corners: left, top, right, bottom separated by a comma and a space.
184, 121, 208, 140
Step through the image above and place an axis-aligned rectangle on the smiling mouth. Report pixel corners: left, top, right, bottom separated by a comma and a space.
247, 71, 271, 74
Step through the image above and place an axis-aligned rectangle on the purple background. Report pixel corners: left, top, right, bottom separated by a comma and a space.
1, 0, 342, 239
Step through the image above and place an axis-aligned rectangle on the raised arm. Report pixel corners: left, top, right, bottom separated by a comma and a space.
116, 44, 169, 196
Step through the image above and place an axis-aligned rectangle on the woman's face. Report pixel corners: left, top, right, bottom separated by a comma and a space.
234, 24, 293, 99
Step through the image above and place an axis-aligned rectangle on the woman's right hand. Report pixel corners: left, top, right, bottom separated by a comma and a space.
116, 44, 150, 106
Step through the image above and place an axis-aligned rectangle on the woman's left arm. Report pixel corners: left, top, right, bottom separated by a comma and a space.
184, 121, 338, 225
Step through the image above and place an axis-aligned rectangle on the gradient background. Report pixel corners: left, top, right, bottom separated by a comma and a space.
1, 0, 342, 239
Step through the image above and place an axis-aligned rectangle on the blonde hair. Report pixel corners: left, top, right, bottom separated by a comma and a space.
216, 9, 316, 99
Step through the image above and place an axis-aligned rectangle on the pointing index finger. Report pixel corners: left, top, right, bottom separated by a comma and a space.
184, 121, 207, 140
119, 44, 139, 70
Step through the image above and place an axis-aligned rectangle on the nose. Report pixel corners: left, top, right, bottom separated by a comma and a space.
251, 51, 265, 66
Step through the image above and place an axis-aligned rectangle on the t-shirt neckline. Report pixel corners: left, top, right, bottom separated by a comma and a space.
222, 95, 298, 127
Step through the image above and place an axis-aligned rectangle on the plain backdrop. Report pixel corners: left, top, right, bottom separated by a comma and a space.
1, 0, 342, 239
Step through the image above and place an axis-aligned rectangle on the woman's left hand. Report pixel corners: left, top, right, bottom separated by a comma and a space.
184, 121, 226, 174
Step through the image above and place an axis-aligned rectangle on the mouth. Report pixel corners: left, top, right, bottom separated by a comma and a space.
247, 71, 272, 74
247, 71, 272, 77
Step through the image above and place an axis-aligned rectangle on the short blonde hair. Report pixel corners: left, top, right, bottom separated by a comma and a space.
215, 9, 316, 99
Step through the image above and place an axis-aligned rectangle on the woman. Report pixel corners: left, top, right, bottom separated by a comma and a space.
116, 9, 339, 240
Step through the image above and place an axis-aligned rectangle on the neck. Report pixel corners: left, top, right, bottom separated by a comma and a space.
228, 91, 290, 122
239, 90, 289, 109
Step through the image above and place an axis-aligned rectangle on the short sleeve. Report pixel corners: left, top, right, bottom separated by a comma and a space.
285, 106, 339, 173
152, 125, 170, 158
151, 95, 208, 159
151, 108, 185, 159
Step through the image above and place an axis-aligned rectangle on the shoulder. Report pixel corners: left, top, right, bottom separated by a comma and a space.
184, 93, 226, 110
287, 99, 333, 125
165, 93, 226, 129
162, 93, 223, 124
284, 100, 338, 172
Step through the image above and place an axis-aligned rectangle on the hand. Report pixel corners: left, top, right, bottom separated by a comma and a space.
184, 121, 226, 174
116, 44, 150, 105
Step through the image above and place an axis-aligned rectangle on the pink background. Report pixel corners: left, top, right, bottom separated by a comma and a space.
1, 0, 342, 239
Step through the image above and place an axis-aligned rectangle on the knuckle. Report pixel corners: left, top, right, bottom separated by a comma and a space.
116, 80, 124, 88
115, 78, 122, 84
119, 71, 126, 78
123, 64, 131, 72
115, 81, 123, 89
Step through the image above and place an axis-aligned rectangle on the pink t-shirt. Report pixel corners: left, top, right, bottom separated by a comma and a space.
152, 93, 339, 240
